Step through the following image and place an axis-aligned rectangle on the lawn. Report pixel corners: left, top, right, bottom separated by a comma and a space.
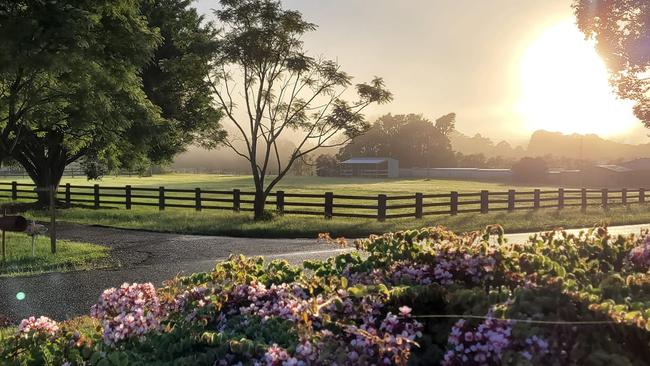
22, 203, 650, 238
0, 233, 112, 277
0, 173, 554, 195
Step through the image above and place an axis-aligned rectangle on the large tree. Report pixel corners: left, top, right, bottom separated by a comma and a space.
208, 0, 392, 219
338, 113, 457, 168
2, 0, 223, 204
574, 0, 650, 127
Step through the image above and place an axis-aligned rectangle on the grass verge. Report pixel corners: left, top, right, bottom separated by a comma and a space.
25, 203, 650, 238
0, 233, 113, 277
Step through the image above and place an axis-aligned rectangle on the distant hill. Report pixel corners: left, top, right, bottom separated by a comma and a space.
451, 129, 650, 162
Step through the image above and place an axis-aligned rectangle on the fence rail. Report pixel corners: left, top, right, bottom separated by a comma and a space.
0, 181, 647, 221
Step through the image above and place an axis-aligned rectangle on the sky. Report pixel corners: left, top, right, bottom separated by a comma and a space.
194, 0, 649, 145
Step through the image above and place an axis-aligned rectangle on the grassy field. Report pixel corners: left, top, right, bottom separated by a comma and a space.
4, 173, 649, 238
22, 202, 650, 238
0, 233, 112, 277
0, 173, 554, 194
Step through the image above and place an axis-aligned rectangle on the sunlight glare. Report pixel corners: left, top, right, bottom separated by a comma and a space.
517, 20, 639, 136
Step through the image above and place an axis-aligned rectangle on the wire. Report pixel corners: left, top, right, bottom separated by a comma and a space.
411, 314, 617, 325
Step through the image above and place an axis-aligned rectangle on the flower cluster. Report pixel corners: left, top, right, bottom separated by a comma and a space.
442, 318, 512, 365
16, 316, 59, 337
90, 282, 162, 345
628, 235, 650, 271
224, 281, 316, 323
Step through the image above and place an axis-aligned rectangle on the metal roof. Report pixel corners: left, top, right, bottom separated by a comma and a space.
341, 157, 394, 164
620, 158, 650, 171
595, 165, 633, 173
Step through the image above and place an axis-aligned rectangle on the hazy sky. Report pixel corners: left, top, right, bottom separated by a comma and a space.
194, 0, 649, 145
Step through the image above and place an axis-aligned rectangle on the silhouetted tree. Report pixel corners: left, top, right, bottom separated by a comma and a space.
574, 0, 650, 127
339, 113, 456, 168
512, 157, 549, 183
208, 0, 391, 219
315, 154, 338, 176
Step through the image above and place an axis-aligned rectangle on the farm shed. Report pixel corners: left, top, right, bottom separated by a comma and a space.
399, 167, 512, 181
340, 157, 399, 178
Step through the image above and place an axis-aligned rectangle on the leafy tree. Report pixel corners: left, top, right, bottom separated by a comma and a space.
339, 113, 456, 168
315, 154, 338, 177
208, 0, 391, 219
512, 157, 548, 183
1, 0, 224, 204
574, 0, 650, 127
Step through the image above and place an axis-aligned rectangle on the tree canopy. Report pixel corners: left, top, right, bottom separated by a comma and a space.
338, 113, 457, 168
208, 0, 391, 219
574, 0, 650, 127
0, 0, 224, 203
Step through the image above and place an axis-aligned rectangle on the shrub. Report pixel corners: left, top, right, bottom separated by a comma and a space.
512, 157, 548, 182
2, 226, 650, 365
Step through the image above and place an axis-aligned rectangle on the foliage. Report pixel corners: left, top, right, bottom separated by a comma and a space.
338, 113, 457, 168
208, 0, 391, 219
315, 155, 338, 177
3, 224, 650, 365
511, 157, 549, 182
574, 0, 650, 128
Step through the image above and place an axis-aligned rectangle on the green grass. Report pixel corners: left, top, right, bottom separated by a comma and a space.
0, 233, 112, 277
1, 173, 553, 195
24, 203, 650, 238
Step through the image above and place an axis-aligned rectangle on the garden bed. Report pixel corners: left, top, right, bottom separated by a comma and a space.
1, 225, 650, 365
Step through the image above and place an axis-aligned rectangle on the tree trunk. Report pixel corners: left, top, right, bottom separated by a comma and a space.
253, 190, 267, 220
11, 131, 68, 207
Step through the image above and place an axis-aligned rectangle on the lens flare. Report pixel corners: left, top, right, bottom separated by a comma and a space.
16, 292, 25, 301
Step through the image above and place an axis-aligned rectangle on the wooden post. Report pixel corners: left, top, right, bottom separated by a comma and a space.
233, 189, 240, 212
533, 189, 540, 210
65, 183, 71, 206
622, 188, 628, 206
602, 188, 609, 210
450, 191, 458, 216
94, 184, 100, 209
378, 194, 387, 221
49, 185, 56, 254
640, 188, 646, 204
276, 191, 285, 215
581, 188, 587, 213
125, 185, 132, 209
195, 188, 202, 211
558, 188, 564, 210
507, 189, 515, 212
324, 192, 333, 219
480, 190, 489, 214
11, 181, 17, 201
414, 193, 423, 219
158, 186, 165, 211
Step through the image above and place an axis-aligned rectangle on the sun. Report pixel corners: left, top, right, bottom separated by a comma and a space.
516, 20, 639, 137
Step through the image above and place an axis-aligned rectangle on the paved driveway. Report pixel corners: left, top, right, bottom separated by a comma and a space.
0, 222, 648, 322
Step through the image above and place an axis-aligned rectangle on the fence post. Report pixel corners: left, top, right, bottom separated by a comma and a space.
558, 188, 564, 210
94, 184, 100, 209
480, 190, 489, 214
65, 183, 71, 206
414, 193, 423, 219
533, 189, 540, 210
507, 189, 515, 212
622, 188, 628, 206
641, 188, 646, 204
125, 185, 132, 210
276, 191, 285, 216
158, 187, 165, 211
11, 181, 17, 201
450, 191, 458, 216
233, 189, 240, 212
195, 188, 202, 211
581, 188, 587, 213
602, 188, 609, 210
378, 194, 387, 221
324, 192, 333, 219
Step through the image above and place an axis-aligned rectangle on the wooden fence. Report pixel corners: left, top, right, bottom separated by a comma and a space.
0, 181, 647, 221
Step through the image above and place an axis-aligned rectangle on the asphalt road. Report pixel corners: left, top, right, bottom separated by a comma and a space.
0, 222, 648, 322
